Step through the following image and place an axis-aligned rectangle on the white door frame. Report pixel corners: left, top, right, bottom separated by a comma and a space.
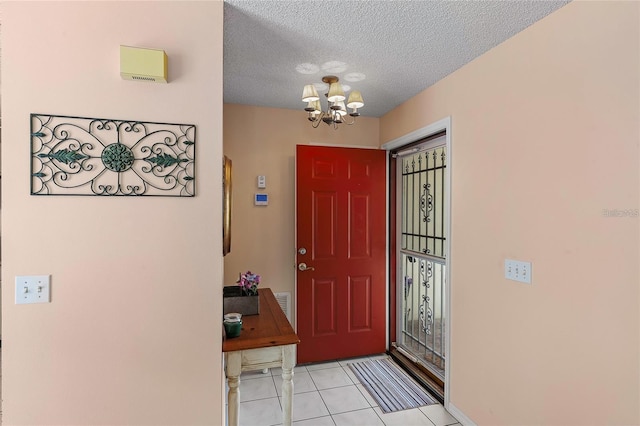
382, 116, 452, 408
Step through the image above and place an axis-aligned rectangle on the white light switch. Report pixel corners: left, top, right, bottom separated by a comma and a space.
15, 275, 51, 304
505, 259, 532, 284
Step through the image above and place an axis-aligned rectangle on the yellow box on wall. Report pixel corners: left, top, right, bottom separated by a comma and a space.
120, 45, 167, 83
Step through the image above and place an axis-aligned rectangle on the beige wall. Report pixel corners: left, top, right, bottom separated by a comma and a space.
1, 1, 224, 424
12, 2, 628, 424
223, 104, 379, 325
381, 2, 639, 425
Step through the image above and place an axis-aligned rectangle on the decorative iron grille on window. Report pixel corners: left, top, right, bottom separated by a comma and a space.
31, 114, 196, 196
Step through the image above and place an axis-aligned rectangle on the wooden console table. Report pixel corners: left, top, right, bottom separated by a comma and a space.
222, 288, 300, 426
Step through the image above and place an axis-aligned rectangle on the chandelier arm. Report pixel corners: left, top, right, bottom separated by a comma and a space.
311, 113, 323, 128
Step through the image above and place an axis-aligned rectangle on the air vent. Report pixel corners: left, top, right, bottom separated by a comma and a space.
132, 75, 156, 82
274, 292, 291, 322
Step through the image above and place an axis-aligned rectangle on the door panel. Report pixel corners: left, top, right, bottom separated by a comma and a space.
312, 278, 338, 335
348, 275, 372, 331
313, 192, 337, 258
296, 145, 386, 363
349, 194, 371, 258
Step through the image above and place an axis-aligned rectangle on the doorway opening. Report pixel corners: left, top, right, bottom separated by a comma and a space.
384, 118, 451, 405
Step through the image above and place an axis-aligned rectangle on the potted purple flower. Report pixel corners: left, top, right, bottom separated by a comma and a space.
223, 270, 261, 315
237, 271, 260, 296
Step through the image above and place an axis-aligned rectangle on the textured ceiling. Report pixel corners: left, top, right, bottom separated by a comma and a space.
224, 0, 570, 118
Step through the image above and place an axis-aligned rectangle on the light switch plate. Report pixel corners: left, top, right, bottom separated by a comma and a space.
15, 275, 51, 304
505, 259, 532, 284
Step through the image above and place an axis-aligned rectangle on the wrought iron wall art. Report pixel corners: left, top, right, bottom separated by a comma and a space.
31, 114, 196, 196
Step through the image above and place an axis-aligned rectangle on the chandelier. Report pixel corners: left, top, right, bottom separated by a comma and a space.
301, 75, 364, 128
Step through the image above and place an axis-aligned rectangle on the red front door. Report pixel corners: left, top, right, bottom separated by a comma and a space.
296, 145, 387, 363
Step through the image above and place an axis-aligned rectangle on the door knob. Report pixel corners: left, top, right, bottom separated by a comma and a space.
298, 262, 315, 271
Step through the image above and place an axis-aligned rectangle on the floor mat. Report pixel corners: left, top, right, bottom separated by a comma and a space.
349, 358, 438, 413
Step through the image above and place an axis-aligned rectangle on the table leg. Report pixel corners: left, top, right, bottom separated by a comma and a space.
226, 352, 242, 426
281, 345, 296, 426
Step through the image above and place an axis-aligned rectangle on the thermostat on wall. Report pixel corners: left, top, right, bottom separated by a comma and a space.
254, 193, 268, 206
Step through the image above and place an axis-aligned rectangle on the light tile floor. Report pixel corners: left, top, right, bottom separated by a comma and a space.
226, 354, 460, 426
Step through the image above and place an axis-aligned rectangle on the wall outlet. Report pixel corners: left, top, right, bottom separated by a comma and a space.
505, 259, 532, 284
15, 275, 51, 304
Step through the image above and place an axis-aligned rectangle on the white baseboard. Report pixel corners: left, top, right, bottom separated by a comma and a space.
447, 402, 477, 426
